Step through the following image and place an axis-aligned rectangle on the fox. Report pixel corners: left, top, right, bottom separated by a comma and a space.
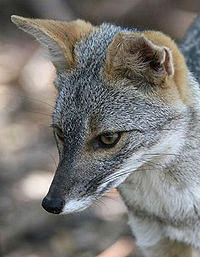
11, 15, 200, 257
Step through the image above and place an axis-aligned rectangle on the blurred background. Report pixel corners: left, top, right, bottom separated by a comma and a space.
0, 1, 199, 257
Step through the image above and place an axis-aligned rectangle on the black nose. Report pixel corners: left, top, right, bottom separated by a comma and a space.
42, 197, 64, 214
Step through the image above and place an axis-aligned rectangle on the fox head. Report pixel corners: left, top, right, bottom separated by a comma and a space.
12, 16, 191, 214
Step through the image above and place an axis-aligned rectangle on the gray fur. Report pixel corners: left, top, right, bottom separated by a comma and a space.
51, 24, 200, 256
51, 24, 182, 199
12, 17, 200, 257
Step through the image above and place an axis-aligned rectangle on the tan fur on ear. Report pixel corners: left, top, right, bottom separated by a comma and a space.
106, 31, 188, 101
11, 15, 94, 69
141, 31, 188, 101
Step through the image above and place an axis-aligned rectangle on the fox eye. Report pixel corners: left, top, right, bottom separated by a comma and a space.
99, 132, 121, 148
55, 127, 64, 141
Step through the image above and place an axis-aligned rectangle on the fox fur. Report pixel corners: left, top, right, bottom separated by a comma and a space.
12, 15, 200, 257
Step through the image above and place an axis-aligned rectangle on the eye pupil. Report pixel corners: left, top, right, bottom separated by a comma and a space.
99, 133, 120, 147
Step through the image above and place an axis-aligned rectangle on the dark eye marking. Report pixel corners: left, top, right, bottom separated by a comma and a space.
55, 127, 65, 141
50, 124, 65, 142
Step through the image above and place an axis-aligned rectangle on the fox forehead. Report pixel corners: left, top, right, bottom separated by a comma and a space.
74, 23, 125, 68
53, 76, 120, 134
53, 71, 176, 139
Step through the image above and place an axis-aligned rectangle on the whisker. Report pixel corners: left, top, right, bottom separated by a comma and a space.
102, 163, 162, 185
23, 109, 53, 117
40, 150, 58, 170
0, 93, 55, 109
101, 194, 119, 204
102, 170, 133, 184
143, 153, 181, 157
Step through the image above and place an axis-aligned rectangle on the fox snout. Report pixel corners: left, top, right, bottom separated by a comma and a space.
41, 162, 71, 215
41, 158, 95, 215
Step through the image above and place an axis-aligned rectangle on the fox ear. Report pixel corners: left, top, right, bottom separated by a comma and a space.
106, 33, 174, 86
11, 15, 94, 70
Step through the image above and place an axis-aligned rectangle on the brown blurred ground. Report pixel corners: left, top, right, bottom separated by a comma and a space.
0, 1, 199, 257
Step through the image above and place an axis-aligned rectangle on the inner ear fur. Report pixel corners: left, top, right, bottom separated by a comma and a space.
106, 31, 188, 100
11, 15, 94, 70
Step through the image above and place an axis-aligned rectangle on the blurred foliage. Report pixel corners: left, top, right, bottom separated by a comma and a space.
0, 1, 199, 257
